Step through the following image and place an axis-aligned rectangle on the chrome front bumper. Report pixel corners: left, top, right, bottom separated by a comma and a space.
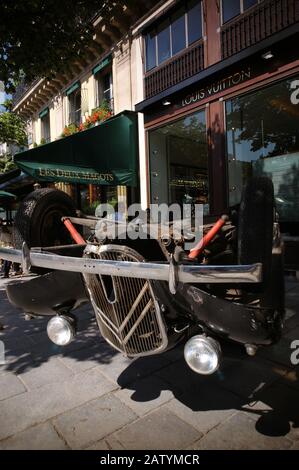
0, 244, 262, 288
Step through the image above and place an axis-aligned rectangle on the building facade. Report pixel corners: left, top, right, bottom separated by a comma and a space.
12, 0, 299, 264
12, 1, 159, 212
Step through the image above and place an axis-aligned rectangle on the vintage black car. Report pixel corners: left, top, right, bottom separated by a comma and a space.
0, 176, 284, 375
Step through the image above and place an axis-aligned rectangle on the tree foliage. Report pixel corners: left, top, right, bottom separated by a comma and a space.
1, 0, 142, 93
0, 154, 17, 174
0, 1, 108, 92
0, 111, 27, 147
226, 80, 299, 158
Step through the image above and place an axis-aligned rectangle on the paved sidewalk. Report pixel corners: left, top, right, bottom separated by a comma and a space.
0, 274, 298, 450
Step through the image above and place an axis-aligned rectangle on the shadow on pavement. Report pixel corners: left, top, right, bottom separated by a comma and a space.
117, 337, 299, 439
0, 274, 299, 441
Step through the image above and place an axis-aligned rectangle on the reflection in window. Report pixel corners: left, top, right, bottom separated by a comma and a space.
243, 0, 258, 10
80, 185, 118, 215
149, 110, 209, 213
157, 20, 171, 64
145, 31, 156, 71
171, 7, 186, 55
188, 0, 202, 44
96, 70, 113, 111
68, 87, 81, 126
226, 77, 299, 224
41, 112, 50, 143
222, 0, 241, 23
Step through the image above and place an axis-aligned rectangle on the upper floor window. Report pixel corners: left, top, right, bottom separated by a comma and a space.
95, 70, 113, 111
67, 82, 81, 126
39, 108, 50, 143
222, 0, 259, 24
145, 0, 203, 72
93, 56, 113, 113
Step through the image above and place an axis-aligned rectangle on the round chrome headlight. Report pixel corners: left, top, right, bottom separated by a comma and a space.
47, 315, 76, 346
184, 335, 222, 375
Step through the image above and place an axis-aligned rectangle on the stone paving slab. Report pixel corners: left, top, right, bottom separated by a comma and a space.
0, 276, 298, 449
57, 342, 118, 373
112, 407, 202, 450
189, 412, 293, 450
0, 422, 69, 450
53, 394, 137, 449
0, 373, 26, 401
165, 384, 244, 435
115, 375, 175, 417
0, 367, 117, 440
17, 357, 74, 390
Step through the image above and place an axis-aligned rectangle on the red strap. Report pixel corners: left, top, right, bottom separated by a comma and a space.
188, 215, 229, 260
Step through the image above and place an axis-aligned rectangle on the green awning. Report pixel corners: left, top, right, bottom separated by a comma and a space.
39, 107, 49, 119
92, 55, 112, 75
66, 81, 80, 96
0, 190, 16, 199
14, 111, 138, 187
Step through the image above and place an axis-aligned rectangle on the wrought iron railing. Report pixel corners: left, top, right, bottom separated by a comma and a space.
12, 78, 41, 108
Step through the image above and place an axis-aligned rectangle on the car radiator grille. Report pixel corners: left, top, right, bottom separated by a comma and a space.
83, 245, 168, 357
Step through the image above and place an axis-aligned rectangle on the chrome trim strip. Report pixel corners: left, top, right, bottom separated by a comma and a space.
0, 245, 262, 284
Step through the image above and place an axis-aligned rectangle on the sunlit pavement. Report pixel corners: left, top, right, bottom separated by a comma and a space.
0, 273, 298, 450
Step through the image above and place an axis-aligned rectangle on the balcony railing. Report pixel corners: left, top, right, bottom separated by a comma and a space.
221, 0, 299, 59
144, 41, 204, 100
12, 78, 41, 108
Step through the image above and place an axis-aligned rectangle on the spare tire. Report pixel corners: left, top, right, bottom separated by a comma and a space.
13, 188, 77, 249
238, 176, 274, 289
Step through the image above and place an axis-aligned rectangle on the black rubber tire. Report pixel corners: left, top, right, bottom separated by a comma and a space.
238, 176, 274, 289
13, 188, 77, 250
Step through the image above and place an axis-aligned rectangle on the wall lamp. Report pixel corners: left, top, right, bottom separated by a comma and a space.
261, 51, 274, 60
162, 99, 171, 106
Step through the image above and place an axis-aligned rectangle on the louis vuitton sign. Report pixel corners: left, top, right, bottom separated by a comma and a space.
181, 67, 251, 107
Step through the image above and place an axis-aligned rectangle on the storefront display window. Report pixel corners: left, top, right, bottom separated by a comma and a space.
149, 110, 209, 213
80, 185, 118, 215
226, 76, 299, 223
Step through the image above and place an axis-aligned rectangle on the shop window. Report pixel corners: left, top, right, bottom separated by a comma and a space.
68, 86, 81, 126
145, 1, 202, 72
40, 110, 50, 143
226, 77, 299, 225
149, 110, 209, 214
222, 0, 258, 24
80, 184, 118, 215
95, 70, 113, 112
